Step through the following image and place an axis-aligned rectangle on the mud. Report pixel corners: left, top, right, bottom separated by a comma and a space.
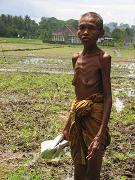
0, 55, 135, 179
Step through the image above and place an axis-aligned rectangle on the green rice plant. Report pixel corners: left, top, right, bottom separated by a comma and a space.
103, 159, 112, 166
111, 151, 127, 161
126, 151, 135, 158
7, 166, 42, 180
120, 176, 127, 180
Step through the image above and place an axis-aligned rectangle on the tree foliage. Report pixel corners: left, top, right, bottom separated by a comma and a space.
38, 17, 78, 42
0, 14, 38, 38
0, 14, 134, 45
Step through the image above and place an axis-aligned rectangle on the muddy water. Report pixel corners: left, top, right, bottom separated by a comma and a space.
0, 67, 73, 74
65, 177, 74, 180
127, 88, 135, 97
114, 49, 121, 57
22, 57, 47, 64
113, 85, 135, 112
112, 62, 135, 69
114, 97, 124, 112
0, 56, 135, 78
21, 57, 64, 65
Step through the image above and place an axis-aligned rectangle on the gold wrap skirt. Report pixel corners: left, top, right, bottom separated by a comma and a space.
68, 93, 110, 165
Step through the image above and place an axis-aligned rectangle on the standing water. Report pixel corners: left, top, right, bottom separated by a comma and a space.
114, 97, 124, 112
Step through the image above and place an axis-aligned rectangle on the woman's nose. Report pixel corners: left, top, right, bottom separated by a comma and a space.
84, 28, 88, 34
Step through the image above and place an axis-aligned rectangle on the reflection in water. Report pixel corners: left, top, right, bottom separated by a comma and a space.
114, 97, 124, 112
127, 89, 134, 97
21, 57, 63, 64
65, 177, 74, 180
21, 57, 48, 64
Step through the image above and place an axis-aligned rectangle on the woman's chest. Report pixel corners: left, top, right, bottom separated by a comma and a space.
74, 55, 101, 77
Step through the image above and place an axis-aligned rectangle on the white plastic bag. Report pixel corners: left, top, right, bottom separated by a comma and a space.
41, 134, 68, 159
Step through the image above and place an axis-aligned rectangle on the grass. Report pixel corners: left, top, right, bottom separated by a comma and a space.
0, 38, 135, 66
7, 166, 43, 180
0, 71, 134, 179
0, 72, 74, 179
111, 151, 127, 161
120, 176, 127, 180
0, 37, 43, 44
0, 37, 135, 179
0, 72, 74, 151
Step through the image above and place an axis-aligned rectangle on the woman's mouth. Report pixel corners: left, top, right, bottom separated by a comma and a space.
82, 37, 91, 41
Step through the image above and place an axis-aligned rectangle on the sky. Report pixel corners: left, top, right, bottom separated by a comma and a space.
0, 0, 135, 26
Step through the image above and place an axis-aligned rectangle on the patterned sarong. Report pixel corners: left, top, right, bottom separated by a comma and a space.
68, 93, 110, 165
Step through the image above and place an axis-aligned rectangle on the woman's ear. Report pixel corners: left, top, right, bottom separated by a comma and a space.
99, 29, 104, 38
77, 29, 81, 38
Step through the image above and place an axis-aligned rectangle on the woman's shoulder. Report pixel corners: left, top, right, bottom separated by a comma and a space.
97, 48, 111, 64
72, 51, 82, 61
102, 52, 111, 60
99, 48, 111, 61
72, 51, 82, 68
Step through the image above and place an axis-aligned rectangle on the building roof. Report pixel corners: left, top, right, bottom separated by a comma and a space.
53, 25, 77, 36
52, 25, 112, 39
103, 31, 112, 38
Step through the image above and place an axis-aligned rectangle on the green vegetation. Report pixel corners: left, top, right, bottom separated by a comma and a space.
0, 38, 134, 67
0, 38, 135, 179
0, 15, 38, 39
0, 14, 135, 46
0, 15, 78, 41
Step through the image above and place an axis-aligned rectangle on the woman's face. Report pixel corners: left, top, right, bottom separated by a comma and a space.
77, 16, 103, 46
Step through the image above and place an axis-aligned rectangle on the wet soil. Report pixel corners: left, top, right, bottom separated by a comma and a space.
0, 56, 135, 179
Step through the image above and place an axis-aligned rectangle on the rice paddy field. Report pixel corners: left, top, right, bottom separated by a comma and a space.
0, 38, 135, 179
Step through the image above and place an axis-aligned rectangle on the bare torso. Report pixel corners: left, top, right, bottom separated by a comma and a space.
63, 14, 112, 174
72, 49, 104, 100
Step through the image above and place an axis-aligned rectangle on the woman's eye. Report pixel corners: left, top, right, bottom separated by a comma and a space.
79, 26, 85, 30
88, 26, 97, 31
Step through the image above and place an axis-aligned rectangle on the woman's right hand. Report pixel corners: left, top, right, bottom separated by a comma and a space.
62, 130, 69, 140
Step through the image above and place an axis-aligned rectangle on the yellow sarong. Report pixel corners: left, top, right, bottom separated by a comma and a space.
68, 93, 110, 165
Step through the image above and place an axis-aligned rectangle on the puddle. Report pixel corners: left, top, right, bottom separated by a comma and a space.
21, 57, 48, 64
112, 62, 135, 78
114, 97, 124, 112
113, 88, 124, 96
127, 88, 135, 97
128, 74, 135, 78
65, 177, 74, 180
114, 49, 121, 57
0, 67, 73, 74
112, 63, 135, 70
64, 147, 71, 157
128, 63, 135, 70
21, 57, 63, 65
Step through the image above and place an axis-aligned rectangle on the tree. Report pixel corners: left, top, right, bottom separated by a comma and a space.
0, 14, 38, 38
39, 17, 52, 42
0, 18, 7, 36
112, 28, 125, 42
124, 28, 133, 43
105, 22, 118, 32
119, 23, 130, 30
66, 19, 78, 29
131, 26, 135, 44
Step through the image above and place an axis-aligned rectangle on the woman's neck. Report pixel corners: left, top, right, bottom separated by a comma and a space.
82, 44, 98, 55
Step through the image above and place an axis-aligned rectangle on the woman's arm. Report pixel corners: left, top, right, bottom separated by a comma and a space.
62, 114, 72, 140
97, 53, 112, 136
62, 53, 78, 140
87, 53, 112, 160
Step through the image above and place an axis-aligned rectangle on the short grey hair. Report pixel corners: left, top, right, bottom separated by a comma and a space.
80, 12, 103, 30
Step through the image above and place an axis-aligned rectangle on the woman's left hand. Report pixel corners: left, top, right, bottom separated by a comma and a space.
86, 135, 103, 160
